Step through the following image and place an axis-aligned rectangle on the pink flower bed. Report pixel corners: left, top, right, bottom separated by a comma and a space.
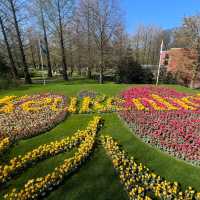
122, 86, 200, 111
119, 86, 200, 165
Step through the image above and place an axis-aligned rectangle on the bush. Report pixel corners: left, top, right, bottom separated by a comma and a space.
141, 67, 154, 84
0, 77, 20, 90
0, 78, 10, 90
159, 67, 177, 84
0, 55, 20, 89
115, 54, 154, 84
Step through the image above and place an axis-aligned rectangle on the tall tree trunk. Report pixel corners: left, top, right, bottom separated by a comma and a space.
135, 34, 140, 63
69, 40, 73, 77
75, 22, 82, 77
87, 41, 92, 79
87, 68, 91, 79
40, 2, 52, 77
36, 42, 42, 69
87, 1, 92, 79
58, 0, 68, 81
190, 69, 197, 88
99, 65, 103, 84
30, 43, 36, 69
146, 39, 152, 65
143, 32, 148, 64
0, 15, 18, 79
9, 0, 32, 84
99, 47, 104, 84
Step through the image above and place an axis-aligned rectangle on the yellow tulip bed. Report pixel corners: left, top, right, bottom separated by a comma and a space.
0, 96, 16, 114
4, 116, 103, 200
0, 94, 67, 141
101, 136, 200, 200
0, 117, 103, 185
68, 97, 78, 113
0, 137, 10, 154
67, 96, 124, 114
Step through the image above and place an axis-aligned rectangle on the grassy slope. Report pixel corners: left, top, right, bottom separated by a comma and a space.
0, 80, 200, 200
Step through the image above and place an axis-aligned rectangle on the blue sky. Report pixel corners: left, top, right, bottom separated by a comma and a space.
121, 0, 200, 33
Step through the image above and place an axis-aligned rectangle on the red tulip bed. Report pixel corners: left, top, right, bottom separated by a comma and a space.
118, 86, 200, 166
0, 94, 67, 142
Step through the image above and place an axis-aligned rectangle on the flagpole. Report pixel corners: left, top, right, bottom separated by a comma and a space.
38, 39, 46, 85
156, 40, 164, 86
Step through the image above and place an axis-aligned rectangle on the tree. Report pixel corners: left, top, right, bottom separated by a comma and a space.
7, 0, 32, 84
0, 14, 18, 79
77, 0, 94, 78
117, 46, 152, 83
27, 32, 37, 69
38, 0, 53, 77
173, 15, 200, 88
91, 0, 122, 84
45, 0, 74, 80
73, 16, 85, 75
131, 25, 163, 65
112, 22, 128, 81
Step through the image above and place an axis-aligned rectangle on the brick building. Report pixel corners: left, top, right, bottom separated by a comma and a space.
161, 48, 200, 88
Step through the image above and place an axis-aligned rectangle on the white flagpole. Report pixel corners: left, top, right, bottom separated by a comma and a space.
38, 39, 46, 85
156, 40, 164, 86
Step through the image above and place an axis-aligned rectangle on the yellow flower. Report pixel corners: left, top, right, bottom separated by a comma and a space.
169, 98, 196, 110
132, 98, 148, 110
3, 116, 103, 199
79, 97, 91, 113
151, 94, 178, 110
0, 137, 10, 153
68, 97, 77, 113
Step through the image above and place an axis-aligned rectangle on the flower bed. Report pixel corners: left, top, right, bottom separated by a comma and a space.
0, 94, 67, 141
4, 116, 103, 199
121, 86, 200, 111
101, 135, 200, 200
119, 86, 200, 165
67, 95, 124, 114
0, 116, 102, 184
0, 137, 10, 154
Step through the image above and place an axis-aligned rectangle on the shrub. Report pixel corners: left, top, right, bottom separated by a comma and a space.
0, 55, 16, 89
116, 58, 153, 84
159, 67, 177, 84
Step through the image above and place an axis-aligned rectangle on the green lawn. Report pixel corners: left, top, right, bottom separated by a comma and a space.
0, 80, 200, 200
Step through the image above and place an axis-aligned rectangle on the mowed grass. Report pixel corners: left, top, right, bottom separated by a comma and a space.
0, 78, 131, 98
0, 80, 200, 200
